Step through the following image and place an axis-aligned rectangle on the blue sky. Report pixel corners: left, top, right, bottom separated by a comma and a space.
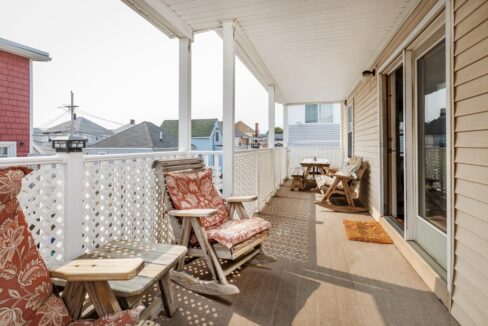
0, 0, 283, 131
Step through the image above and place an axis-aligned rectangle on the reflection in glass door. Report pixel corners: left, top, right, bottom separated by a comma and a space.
416, 40, 447, 270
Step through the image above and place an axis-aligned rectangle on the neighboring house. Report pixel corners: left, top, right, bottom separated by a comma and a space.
235, 121, 255, 137
161, 118, 222, 151
0, 37, 50, 157
287, 103, 341, 147
216, 121, 251, 149
34, 115, 113, 151
112, 119, 137, 134
87, 121, 180, 154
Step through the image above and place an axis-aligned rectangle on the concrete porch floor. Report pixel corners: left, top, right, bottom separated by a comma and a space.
155, 182, 457, 325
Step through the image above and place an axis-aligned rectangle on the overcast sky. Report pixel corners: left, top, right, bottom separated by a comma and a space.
0, 0, 283, 131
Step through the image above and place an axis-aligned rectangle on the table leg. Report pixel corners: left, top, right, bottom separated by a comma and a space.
84, 281, 122, 316
303, 167, 310, 180
62, 281, 86, 320
158, 272, 177, 317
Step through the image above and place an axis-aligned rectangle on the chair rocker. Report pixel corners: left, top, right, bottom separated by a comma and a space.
153, 158, 275, 296
315, 156, 368, 213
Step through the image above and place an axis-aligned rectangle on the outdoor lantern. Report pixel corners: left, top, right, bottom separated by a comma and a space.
52, 135, 87, 152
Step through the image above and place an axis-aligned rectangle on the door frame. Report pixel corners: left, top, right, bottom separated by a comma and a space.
377, 4, 453, 293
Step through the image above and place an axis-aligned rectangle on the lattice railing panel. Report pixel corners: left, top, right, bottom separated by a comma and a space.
258, 149, 275, 208
233, 150, 258, 216
16, 162, 66, 264
82, 154, 181, 251
274, 148, 282, 188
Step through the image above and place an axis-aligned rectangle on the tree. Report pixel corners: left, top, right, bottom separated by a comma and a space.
274, 127, 283, 134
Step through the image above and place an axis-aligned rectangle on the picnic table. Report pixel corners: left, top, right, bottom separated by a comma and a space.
300, 158, 330, 180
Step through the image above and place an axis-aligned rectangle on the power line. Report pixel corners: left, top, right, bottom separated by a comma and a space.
38, 111, 70, 129
76, 109, 124, 126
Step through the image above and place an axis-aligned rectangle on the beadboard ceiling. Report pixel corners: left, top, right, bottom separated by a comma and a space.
125, 0, 418, 103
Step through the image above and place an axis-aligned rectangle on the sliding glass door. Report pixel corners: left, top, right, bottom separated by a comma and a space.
415, 40, 447, 270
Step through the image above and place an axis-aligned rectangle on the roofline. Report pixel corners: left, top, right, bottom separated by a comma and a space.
0, 37, 51, 61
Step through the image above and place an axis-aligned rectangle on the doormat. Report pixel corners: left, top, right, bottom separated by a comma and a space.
343, 220, 393, 244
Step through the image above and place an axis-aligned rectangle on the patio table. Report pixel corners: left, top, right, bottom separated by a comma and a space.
49, 240, 187, 319
300, 158, 330, 180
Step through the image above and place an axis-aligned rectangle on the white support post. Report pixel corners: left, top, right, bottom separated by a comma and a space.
222, 21, 236, 197
63, 152, 84, 260
283, 104, 288, 147
268, 85, 275, 148
178, 38, 192, 152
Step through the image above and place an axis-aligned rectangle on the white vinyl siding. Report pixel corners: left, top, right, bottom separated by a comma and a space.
347, 77, 381, 218
451, 1, 488, 325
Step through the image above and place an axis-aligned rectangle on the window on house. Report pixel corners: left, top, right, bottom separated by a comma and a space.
0, 142, 17, 158
347, 105, 353, 158
305, 104, 319, 123
215, 132, 219, 142
318, 104, 334, 123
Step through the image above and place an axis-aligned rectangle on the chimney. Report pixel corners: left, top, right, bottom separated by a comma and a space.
73, 113, 77, 120
130, 119, 135, 125
160, 131, 163, 142
255, 123, 259, 137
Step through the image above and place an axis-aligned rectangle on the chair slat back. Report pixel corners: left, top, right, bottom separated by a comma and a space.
152, 158, 207, 241
348, 162, 367, 193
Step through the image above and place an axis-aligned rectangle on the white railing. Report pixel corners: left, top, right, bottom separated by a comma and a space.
287, 146, 341, 176
0, 148, 286, 263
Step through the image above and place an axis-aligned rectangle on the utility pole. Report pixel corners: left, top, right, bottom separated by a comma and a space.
62, 91, 78, 136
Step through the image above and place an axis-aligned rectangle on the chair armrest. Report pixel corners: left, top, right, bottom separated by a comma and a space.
225, 195, 258, 203
169, 208, 218, 217
49, 258, 144, 281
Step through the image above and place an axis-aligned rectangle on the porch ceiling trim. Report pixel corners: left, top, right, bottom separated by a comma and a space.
122, 0, 193, 40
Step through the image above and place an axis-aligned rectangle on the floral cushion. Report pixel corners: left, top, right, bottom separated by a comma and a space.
165, 169, 229, 228
0, 167, 71, 326
0, 167, 142, 326
206, 217, 271, 249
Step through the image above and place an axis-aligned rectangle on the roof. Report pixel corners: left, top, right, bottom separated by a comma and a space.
90, 121, 178, 149
0, 37, 50, 61
161, 119, 218, 138
113, 123, 136, 134
123, 0, 419, 103
45, 117, 113, 136
235, 121, 254, 135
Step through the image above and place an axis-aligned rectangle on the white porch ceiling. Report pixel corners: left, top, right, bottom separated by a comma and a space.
124, 0, 418, 104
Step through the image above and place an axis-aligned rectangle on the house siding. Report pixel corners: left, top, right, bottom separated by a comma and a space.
346, 77, 381, 218
451, 0, 488, 325
0, 50, 30, 156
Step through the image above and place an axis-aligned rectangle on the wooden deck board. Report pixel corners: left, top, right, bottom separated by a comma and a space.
150, 182, 457, 325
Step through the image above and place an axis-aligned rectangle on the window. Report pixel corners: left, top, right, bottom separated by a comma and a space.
305, 104, 319, 123
215, 132, 219, 142
347, 105, 353, 158
0, 142, 17, 158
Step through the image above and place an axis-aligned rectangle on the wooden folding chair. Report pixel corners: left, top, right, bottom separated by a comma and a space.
315, 156, 368, 213
153, 158, 275, 296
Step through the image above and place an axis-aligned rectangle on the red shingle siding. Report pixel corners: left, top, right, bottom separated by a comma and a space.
0, 50, 30, 156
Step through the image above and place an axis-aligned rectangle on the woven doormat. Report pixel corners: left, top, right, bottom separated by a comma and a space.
343, 220, 393, 244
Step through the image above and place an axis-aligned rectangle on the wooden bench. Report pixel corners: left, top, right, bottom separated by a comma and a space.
50, 240, 187, 321
291, 168, 305, 191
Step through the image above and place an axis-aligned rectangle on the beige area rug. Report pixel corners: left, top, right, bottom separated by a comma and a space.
343, 220, 393, 244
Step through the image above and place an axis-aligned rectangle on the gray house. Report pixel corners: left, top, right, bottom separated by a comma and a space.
87, 121, 180, 154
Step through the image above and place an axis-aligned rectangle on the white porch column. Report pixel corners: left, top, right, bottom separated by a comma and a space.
178, 38, 192, 152
283, 104, 288, 147
268, 85, 275, 148
222, 21, 236, 197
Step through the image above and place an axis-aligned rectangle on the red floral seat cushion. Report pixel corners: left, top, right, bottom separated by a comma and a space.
206, 217, 271, 249
166, 168, 229, 228
0, 167, 142, 326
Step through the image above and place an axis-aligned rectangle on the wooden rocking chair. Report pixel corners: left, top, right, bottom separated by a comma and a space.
315, 156, 368, 213
153, 158, 275, 296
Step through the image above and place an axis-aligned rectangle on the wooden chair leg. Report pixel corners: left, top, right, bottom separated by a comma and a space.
321, 177, 340, 203
177, 218, 191, 272
62, 281, 86, 320
158, 272, 177, 317
189, 218, 228, 285
342, 182, 355, 207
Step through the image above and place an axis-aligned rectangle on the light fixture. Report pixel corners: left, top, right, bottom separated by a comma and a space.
362, 69, 376, 77
52, 135, 87, 153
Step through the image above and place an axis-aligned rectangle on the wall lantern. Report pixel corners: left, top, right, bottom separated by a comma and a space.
52, 135, 87, 153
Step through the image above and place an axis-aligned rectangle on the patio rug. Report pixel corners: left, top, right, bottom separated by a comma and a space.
343, 220, 393, 244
